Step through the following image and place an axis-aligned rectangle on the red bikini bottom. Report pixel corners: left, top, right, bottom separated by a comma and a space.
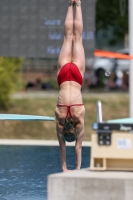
56, 104, 84, 118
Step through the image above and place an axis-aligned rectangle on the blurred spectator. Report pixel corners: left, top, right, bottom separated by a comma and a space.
84, 67, 97, 89
25, 78, 41, 91
95, 70, 106, 88
25, 79, 35, 90
41, 82, 53, 90
116, 76, 123, 89
122, 70, 129, 90
105, 72, 119, 90
34, 78, 41, 90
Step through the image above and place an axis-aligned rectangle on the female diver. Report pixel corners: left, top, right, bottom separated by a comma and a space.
55, 0, 85, 172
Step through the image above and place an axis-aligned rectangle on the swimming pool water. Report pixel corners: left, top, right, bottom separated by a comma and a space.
0, 145, 90, 200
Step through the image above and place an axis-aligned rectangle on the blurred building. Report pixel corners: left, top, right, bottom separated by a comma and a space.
0, 0, 95, 80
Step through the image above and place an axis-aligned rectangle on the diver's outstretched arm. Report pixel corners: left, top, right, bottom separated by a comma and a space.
56, 120, 72, 172
75, 119, 84, 170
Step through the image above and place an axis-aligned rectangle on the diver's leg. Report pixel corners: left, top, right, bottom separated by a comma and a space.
72, 0, 85, 75
58, 1, 74, 69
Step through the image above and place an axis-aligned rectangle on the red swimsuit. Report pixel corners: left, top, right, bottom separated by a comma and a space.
57, 62, 83, 86
57, 62, 84, 118
56, 104, 84, 118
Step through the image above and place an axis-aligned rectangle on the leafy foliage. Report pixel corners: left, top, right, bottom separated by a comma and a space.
96, 0, 128, 45
0, 57, 23, 109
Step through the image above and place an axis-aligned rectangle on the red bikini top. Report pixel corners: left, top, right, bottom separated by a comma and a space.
57, 62, 83, 86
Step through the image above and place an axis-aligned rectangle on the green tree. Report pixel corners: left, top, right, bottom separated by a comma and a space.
0, 57, 23, 109
96, 0, 128, 45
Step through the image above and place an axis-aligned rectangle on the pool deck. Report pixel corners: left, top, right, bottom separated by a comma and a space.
0, 139, 91, 146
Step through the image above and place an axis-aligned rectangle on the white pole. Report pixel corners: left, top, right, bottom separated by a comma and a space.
129, 0, 133, 117
96, 101, 102, 122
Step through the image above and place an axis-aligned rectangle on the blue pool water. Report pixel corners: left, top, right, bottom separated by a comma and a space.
0, 145, 90, 200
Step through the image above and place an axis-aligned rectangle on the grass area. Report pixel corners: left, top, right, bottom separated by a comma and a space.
0, 93, 129, 141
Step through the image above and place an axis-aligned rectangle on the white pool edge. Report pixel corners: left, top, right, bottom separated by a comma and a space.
0, 139, 91, 146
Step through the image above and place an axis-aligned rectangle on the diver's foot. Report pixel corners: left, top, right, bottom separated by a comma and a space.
74, 0, 81, 6
69, 0, 75, 6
